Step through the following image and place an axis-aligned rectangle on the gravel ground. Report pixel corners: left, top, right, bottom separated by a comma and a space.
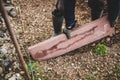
0, 0, 120, 80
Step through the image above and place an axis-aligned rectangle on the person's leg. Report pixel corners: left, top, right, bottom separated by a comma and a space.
63, 0, 76, 39
63, 0, 76, 30
88, 0, 104, 20
107, 0, 120, 27
52, 0, 64, 36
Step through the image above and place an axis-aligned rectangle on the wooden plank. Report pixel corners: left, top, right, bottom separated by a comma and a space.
28, 16, 115, 61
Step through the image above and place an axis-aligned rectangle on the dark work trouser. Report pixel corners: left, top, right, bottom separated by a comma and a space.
53, 0, 120, 34
88, 0, 104, 20
52, 0, 76, 34
88, 0, 120, 26
64, 0, 104, 26
107, 0, 120, 27
63, 0, 76, 29
64, 0, 120, 27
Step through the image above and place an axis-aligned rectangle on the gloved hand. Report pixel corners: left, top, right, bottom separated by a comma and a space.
107, 0, 120, 27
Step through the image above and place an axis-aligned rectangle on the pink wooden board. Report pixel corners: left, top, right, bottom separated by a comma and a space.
28, 16, 115, 61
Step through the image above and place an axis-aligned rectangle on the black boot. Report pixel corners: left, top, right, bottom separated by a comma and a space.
88, 0, 104, 20
52, 9, 63, 36
63, 20, 76, 39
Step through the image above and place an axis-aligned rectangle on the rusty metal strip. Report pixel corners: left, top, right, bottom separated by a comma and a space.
0, 0, 31, 80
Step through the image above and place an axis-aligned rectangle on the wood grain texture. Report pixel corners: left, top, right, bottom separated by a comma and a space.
28, 16, 115, 61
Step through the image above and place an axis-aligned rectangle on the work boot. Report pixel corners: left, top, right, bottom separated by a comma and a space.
52, 9, 63, 37
63, 27, 71, 39
63, 20, 76, 39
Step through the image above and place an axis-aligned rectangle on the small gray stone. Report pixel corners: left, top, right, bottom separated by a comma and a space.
0, 31, 4, 38
0, 42, 3, 47
8, 73, 22, 80
5, 72, 13, 79
0, 67, 3, 74
91, 43, 96, 46
0, 47, 7, 54
115, 30, 119, 34
5, 6, 14, 12
42, 9, 46, 12
9, 9, 17, 17
0, 26, 7, 32
106, 37, 111, 42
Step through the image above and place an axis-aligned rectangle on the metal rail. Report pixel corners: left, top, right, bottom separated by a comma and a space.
0, 0, 31, 80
